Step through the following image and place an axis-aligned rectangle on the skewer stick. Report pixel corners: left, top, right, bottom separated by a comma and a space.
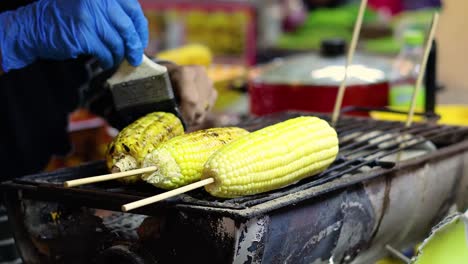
405, 13, 439, 127
396, 13, 439, 163
331, 0, 368, 126
121, 178, 215, 212
64, 166, 157, 187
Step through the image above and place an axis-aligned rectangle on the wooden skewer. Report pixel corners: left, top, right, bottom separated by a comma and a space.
331, 0, 368, 126
405, 13, 439, 127
396, 12, 439, 162
121, 178, 215, 212
64, 166, 157, 187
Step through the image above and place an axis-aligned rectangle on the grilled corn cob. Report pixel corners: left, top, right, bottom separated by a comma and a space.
202, 116, 339, 198
106, 112, 184, 183
142, 127, 249, 189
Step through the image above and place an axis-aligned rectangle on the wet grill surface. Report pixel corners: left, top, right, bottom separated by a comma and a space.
4, 112, 468, 216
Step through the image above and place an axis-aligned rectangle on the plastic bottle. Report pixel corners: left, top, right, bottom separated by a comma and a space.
389, 29, 425, 110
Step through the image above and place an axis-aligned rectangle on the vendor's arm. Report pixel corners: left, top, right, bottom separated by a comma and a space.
0, 0, 148, 73
166, 64, 218, 126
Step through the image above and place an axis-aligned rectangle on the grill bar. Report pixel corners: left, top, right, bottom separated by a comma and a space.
340, 123, 431, 151
311, 125, 468, 186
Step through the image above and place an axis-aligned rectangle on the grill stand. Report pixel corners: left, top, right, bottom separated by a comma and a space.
3, 150, 468, 264
3, 112, 468, 263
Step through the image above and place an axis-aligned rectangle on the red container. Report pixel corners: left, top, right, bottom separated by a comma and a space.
249, 82, 389, 116
249, 41, 392, 116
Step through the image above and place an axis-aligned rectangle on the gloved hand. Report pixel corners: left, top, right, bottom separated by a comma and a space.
0, 0, 148, 72
86, 62, 218, 129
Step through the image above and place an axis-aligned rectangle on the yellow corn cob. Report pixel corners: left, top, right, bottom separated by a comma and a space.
202, 116, 339, 198
106, 112, 184, 183
142, 127, 249, 189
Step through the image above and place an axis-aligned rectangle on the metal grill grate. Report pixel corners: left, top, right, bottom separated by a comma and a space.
4, 112, 468, 217
180, 112, 468, 209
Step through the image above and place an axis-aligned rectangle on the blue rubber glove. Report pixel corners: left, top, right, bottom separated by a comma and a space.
0, 0, 148, 72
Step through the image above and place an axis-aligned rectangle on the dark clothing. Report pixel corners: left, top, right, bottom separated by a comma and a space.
0, 60, 87, 180
0, 1, 35, 12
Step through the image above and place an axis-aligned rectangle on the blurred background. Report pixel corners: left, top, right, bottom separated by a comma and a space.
48, 0, 467, 176
10, 1, 468, 263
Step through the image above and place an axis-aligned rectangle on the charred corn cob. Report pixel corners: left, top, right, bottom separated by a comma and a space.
142, 127, 249, 189
106, 112, 184, 183
202, 116, 339, 198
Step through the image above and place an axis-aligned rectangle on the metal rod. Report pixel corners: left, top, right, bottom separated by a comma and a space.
313, 127, 466, 185
425, 41, 437, 114
406, 13, 439, 127
341, 125, 435, 155
339, 123, 414, 147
